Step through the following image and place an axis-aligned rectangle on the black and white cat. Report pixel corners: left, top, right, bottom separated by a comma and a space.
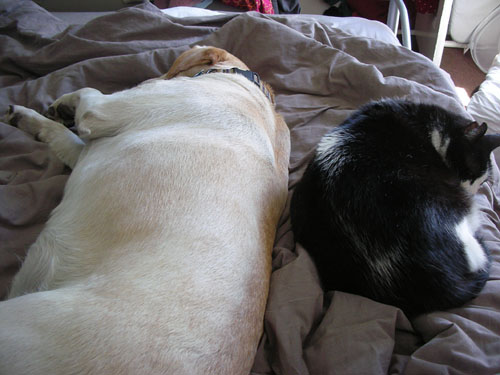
291, 99, 500, 317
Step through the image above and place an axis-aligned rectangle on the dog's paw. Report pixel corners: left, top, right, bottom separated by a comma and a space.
4, 105, 23, 127
5, 105, 39, 131
47, 94, 76, 128
5, 105, 53, 142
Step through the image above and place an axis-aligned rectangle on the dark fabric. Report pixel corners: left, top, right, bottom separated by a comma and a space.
1, 1, 499, 374
323, 0, 352, 17
276, 0, 300, 14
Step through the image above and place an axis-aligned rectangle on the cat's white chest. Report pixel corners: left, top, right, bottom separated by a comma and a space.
456, 208, 488, 272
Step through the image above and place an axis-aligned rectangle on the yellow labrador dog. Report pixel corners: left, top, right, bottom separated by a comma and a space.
0, 46, 290, 375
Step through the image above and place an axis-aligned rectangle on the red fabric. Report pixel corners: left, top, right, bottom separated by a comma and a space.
153, 0, 168, 8
414, 0, 438, 14
153, 0, 274, 14
347, 0, 388, 23
221, 0, 274, 14
347, 0, 417, 28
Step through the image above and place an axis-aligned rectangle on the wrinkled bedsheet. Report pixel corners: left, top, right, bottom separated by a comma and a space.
1, 1, 499, 374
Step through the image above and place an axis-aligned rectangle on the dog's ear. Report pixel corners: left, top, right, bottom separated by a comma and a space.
164, 46, 227, 79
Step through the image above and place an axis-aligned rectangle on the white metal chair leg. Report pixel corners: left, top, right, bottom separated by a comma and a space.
387, 0, 399, 34
387, 0, 412, 49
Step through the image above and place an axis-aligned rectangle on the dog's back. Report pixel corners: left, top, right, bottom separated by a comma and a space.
0, 50, 290, 374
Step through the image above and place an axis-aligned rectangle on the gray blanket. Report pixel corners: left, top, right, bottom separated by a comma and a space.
1, 1, 499, 374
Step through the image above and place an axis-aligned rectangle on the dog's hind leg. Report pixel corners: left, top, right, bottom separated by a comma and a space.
5, 105, 84, 169
0, 288, 100, 374
7, 230, 60, 298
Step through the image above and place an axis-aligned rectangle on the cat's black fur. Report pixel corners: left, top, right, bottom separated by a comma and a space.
291, 99, 500, 317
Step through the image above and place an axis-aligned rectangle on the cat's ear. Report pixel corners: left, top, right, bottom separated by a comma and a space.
484, 134, 500, 154
464, 121, 487, 142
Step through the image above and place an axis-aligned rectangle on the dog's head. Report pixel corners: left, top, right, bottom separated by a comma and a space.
164, 46, 251, 79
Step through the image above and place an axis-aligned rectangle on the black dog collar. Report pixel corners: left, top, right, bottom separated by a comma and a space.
194, 67, 272, 102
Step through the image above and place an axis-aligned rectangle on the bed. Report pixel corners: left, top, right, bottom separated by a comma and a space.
1, 1, 500, 374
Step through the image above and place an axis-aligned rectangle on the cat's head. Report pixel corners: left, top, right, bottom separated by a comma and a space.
446, 121, 500, 194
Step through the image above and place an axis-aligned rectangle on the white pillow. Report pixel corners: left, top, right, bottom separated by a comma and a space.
468, 53, 500, 132
467, 53, 500, 164
449, 0, 499, 44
